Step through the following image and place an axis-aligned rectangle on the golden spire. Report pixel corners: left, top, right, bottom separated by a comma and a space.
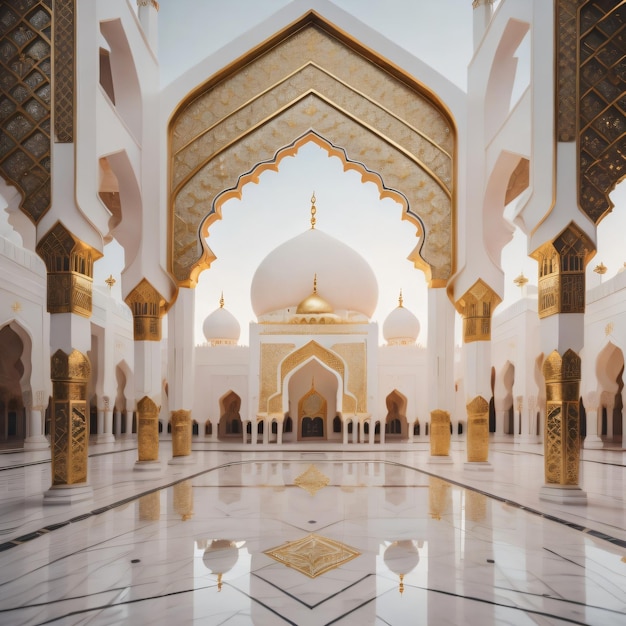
594, 262, 607, 275
313, 273, 318, 294
105, 274, 116, 291
398, 289, 404, 307
513, 272, 528, 288
219, 292, 224, 308
399, 574, 405, 595
310, 192, 317, 229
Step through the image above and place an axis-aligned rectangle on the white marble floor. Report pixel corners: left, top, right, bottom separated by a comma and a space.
0, 439, 624, 625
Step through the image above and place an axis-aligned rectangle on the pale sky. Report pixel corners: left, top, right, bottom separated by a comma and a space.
95, 1, 626, 346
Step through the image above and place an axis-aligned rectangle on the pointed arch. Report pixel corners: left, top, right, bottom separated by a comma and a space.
169, 12, 456, 288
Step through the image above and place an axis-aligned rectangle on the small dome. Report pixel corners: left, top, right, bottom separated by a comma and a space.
383, 292, 420, 345
296, 275, 333, 314
202, 296, 240, 346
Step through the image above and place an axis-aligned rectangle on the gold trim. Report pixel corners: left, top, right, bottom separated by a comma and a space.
294, 464, 330, 495
171, 409, 191, 457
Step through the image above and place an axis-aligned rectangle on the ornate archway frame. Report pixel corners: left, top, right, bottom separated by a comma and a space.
168, 11, 457, 289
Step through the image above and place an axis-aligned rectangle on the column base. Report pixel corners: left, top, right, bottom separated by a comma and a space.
515, 435, 542, 445
428, 455, 453, 464
23, 436, 49, 451
168, 455, 194, 465
464, 461, 493, 471
583, 435, 604, 449
539, 484, 587, 505
95, 433, 115, 444
43, 483, 93, 505
134, 460, 162, 472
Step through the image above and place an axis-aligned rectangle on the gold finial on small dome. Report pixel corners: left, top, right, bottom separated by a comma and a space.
296, 273, 333, 314
310, 192, 317, 229
398, 289, 404, 307
594, 262, 607, 275
105, 274, 116, 290
219, 292, 224, 308
313, 273, 318, 294
513, 272, 528, 288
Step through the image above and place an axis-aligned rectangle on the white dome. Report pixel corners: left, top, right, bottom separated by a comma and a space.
251, 228, 378, 318
383, 300, 420, 345
202, 302, 240, 345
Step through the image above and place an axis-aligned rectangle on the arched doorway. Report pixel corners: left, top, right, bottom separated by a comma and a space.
218, 390, 242, 440
385, 390, 408, 440
0, 325, 26, 446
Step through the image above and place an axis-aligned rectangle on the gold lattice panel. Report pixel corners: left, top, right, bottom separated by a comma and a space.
578, 1, 626, 223
293, 465, 330, 495
0, 0, 52, 222
264, 534, 360, 578
169, 18, 455, 286
54, 0, 74, 143
557, 0, 578, 142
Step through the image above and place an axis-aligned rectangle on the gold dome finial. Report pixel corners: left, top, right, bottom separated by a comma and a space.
219, 292, 224, 308
399, 574, 405, 595
310, 192, 317, 229
313, 273, 318, 294
105, 274, 116, 291
513, 272, 528, 288
594, 262, 607, 275
398, 289, 404, 307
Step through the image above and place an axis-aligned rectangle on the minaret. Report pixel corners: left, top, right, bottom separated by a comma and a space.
137, 0, 159, 54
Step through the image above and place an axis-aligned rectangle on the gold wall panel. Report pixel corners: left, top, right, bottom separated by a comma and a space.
50, 349, 90, 486
37, 221, 101, 317
137, 395, 159, 462
259, 343, 294, 411
578, 1, 625, 223
455, 279, 501, 343
124, 278, 167, 341
169, 18, 456, 287
430, 409, 450, 456
332, 342, 366, 411
466, 395, 489, 463
54, 0, 74, 143
531, 223, 594, 318
542, 350, 581, 485
0, 0, 52, 222
171, 409, 191, 457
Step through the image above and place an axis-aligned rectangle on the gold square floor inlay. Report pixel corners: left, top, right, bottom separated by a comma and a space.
264, 534, 361, 578
293, 464, 330, 495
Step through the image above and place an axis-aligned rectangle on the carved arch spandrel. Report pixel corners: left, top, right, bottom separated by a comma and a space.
169, 14, 456, 288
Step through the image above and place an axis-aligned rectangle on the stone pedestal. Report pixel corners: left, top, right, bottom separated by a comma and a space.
171, 409, 192, 458
136, 396, 159, 465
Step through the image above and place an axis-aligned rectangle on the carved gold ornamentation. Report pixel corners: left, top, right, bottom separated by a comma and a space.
430, 409, 450, 456
124, 278, 167, 341
137, 396, 159, 462
36, 222, 101, 317
455, 279, 501, 343
264, 534, 360, 578
578, 1, 625, 223
542, 349, 581, 485
294, 464, 330, 495
173, 480, 193, 520
466, 395, 489, 463
50, 349, 90, 486
171, 409, 191, 457
54, 0, 74, 142
259, 343, 294, 411
0, 0, 52, 223
531, 223, 594, 318
169, 16, 456, 288
139, 491, 160, 521
557, 0, 577, 142
332, 342, 366, 412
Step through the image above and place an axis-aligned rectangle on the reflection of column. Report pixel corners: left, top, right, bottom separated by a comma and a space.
465, 396, 491, 469
96, 398, 114, 443
173, 480, 194, 521
583, 392, 603, 449
113, 409, 121, 436
44, 349, 92, 503
138, 491, 160, 521
540, 350, 586, 503
343, 420, 348, 444
604, 398, 615, 442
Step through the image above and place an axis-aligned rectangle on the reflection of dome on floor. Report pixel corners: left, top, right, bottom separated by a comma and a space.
251, 210, 378, 320
202, 539, 241, 591
383, 539, 420, 594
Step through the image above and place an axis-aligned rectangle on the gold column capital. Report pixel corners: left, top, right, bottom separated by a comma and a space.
531, 223, 595, 319
124, 278, 168, 341
455, 279, 501, 343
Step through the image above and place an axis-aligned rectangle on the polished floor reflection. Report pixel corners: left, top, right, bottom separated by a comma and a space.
0, 442, 624, 625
